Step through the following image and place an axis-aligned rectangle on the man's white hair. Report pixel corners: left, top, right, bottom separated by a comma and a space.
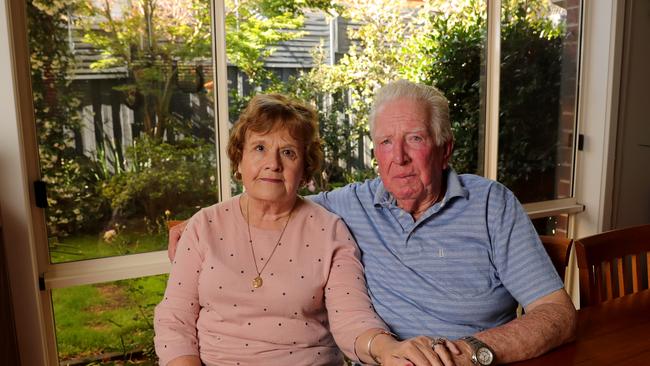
369, 79, 453, 146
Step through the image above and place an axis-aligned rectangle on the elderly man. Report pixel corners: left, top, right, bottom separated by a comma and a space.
169, 80, 576, 365
308, 80, 576, 365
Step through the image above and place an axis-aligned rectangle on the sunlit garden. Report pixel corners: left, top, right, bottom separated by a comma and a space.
53, 275, 166, 365
51, 229, 167, 365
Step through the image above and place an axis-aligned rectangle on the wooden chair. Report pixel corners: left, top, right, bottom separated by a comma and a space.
575, 224, 650, 307
167, 220, 187, 261
539, 235, 573, 281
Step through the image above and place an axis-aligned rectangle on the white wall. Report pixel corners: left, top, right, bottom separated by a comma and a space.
0, 1, 50, 365
610, 0, 650, 229
573, 0, 625, 238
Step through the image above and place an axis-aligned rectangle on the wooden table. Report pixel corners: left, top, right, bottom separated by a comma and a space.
511, 289, 650, 365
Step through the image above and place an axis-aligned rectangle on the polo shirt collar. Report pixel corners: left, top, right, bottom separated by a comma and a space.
373, 168, 469, 208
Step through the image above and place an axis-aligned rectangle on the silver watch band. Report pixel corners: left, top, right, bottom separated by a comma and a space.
462, 336, 485, 349
460, 336, 495, 365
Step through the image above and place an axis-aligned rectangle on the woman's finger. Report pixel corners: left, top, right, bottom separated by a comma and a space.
414, 340, 445, 366
394, 341, 436, 366
382, 355, 415, 366
431, 342, 455, 366
443, 339, 461, 355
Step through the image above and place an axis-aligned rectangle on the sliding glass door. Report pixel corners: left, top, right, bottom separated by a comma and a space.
26, 0, 221, 363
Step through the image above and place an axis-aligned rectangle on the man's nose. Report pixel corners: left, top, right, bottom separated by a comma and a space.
393, 141, 410, 165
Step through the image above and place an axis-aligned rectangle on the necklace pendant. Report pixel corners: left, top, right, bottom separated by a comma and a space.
252, 276, 263, 288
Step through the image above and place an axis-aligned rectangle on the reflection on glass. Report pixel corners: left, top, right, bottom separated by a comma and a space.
52, 274, 167, 365
27, 0, 217, 263
497, 1, 581, 203
531, 215, 569, 237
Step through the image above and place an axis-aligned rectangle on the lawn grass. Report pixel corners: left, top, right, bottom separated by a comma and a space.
51, 230, 169, 364
49, 230, 168, 263
53, 275, 168, 364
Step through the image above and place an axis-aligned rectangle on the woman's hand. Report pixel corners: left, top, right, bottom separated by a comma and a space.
167, 355, 201, 366
373, 334, 461, 366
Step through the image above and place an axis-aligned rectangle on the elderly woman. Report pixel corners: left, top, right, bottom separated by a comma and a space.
154, 94, 454, 366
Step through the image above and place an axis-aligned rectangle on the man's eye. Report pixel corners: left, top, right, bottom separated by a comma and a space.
380, 139, 391, 145
410, 135, 423, 142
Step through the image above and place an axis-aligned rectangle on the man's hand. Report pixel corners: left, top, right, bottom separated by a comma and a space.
448, 339, 476, 366
167, 220, 188, 262
467, 288, 577, 364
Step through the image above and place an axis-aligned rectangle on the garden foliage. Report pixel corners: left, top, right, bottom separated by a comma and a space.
101, 135, 218, 223
29, 0, 109, 237
423, 0, 564, 201
30, 0, 566, 235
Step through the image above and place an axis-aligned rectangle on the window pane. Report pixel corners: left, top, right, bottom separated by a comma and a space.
531, 214, 570, 236
52, 274, 167, 364
425, 1, 488, 176
27, 1, 218, 263
223, 2, 335, 195
223, 1, 488, 194
497, 1, 581, 203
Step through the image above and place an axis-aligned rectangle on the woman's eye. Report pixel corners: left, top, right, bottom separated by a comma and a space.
254, 145, 265, 152
282, 149, 297, 158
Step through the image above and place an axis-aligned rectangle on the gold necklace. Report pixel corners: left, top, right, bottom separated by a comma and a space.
245, 196, 295, 288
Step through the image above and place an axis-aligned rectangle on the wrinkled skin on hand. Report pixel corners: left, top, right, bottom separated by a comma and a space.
376, 335, 461, 366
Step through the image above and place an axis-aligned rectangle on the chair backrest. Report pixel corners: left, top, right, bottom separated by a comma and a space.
575, 224, 650, 307
539, 235, 573, 281
167, 220, 185, 230
167, 220, 187, 261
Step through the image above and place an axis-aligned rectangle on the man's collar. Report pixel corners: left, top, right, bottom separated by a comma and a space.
373, 168, 469, 208
373, 180, 395, 207
441, 168, 469, 205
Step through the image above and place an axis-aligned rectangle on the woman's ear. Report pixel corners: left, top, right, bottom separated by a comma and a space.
234, 166, 242, 181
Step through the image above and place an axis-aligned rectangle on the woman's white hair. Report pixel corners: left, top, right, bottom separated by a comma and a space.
369, 79, 453, 146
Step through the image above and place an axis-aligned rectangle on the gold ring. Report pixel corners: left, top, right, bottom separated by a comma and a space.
431, 337, 447, 348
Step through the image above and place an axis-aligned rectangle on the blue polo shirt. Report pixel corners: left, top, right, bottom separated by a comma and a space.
310, 169, 562, 339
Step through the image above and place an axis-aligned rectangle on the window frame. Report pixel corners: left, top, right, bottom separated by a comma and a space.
0, 0, 622, 364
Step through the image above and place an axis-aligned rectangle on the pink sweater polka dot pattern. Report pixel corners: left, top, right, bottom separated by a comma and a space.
154, 196, 387, 365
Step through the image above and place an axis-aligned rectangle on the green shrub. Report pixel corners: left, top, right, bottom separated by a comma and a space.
423, 0, 564, 201
102, 135, 218, 226
28, 0, 111, 237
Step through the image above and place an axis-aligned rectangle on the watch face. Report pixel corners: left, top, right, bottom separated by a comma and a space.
477, 347, 494, 365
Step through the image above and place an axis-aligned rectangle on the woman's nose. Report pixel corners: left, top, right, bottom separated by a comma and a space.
265, 150, 282, 170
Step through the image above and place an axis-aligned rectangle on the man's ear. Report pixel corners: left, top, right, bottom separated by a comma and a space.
442, 140, 454, 170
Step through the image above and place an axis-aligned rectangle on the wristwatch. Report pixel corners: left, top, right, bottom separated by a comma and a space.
460, 336, 495, 365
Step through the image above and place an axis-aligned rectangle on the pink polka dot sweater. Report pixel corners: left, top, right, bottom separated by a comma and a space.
154, 196, 387, 365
